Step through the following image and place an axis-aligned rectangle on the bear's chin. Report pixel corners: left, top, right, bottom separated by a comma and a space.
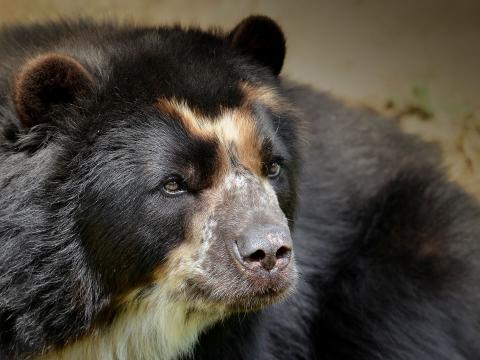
184, 268, 297, 315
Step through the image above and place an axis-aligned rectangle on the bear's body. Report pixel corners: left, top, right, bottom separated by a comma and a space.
0, 18, 479, 360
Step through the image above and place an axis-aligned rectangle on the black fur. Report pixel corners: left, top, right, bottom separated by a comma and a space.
0, 17, 479, 360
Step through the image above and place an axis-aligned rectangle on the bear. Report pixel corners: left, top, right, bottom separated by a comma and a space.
0, 15, 479, 360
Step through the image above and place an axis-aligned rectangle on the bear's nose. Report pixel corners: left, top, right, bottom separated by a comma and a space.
236, 224, 292, 272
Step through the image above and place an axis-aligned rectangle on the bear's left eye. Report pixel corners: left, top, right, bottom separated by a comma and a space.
266, 161, 282, 178
162, 176, 187, 196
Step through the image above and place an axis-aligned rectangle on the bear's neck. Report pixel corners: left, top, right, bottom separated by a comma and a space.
40, 285, 222, 360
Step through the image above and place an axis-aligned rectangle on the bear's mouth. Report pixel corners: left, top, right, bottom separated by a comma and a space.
184, 258, 297, 313
225, 281, 296, 312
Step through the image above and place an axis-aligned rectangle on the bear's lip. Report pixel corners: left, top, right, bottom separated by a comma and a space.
225, 278, 296, 312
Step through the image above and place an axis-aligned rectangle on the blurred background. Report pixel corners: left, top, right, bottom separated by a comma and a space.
0, 0, 479, 196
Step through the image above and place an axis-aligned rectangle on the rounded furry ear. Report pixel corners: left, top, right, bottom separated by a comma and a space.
228, 15, 286, 76
12, 53, 94, 128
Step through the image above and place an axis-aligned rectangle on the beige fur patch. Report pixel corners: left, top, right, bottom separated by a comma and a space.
40, 284, 224, 360
239, 82, 293, 114
156, 98, 263, 175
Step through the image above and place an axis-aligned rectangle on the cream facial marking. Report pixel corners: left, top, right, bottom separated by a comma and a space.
239, 82, 294, 115
155, 97, 263, 176
40, 276, 226, 360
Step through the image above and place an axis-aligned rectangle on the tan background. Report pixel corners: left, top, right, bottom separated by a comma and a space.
1, 0, 479, 196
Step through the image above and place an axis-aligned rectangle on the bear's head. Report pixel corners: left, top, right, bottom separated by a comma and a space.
9, 15, 300, 355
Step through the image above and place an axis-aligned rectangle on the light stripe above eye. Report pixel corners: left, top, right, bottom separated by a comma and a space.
155, 97, 263, 176
239, 82, 294, 115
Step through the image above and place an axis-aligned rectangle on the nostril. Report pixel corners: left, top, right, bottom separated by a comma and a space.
276, 246, 291, 260
245, 249, 266, 263
235, 225, 293, 272
241, 247, 291, 272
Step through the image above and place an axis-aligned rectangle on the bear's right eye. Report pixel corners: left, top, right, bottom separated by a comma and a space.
162, 176, 187, 196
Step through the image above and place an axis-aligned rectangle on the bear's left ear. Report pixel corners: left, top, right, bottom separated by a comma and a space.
227, 15, 286, 76
12, 53, 95, 128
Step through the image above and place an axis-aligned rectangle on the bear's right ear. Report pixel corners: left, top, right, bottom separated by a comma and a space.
227, 15, 286, 76
12, 53, 94, 128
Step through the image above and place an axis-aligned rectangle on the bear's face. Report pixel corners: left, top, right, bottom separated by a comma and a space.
81, 86, 297, 308
10, 17, 298, 334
